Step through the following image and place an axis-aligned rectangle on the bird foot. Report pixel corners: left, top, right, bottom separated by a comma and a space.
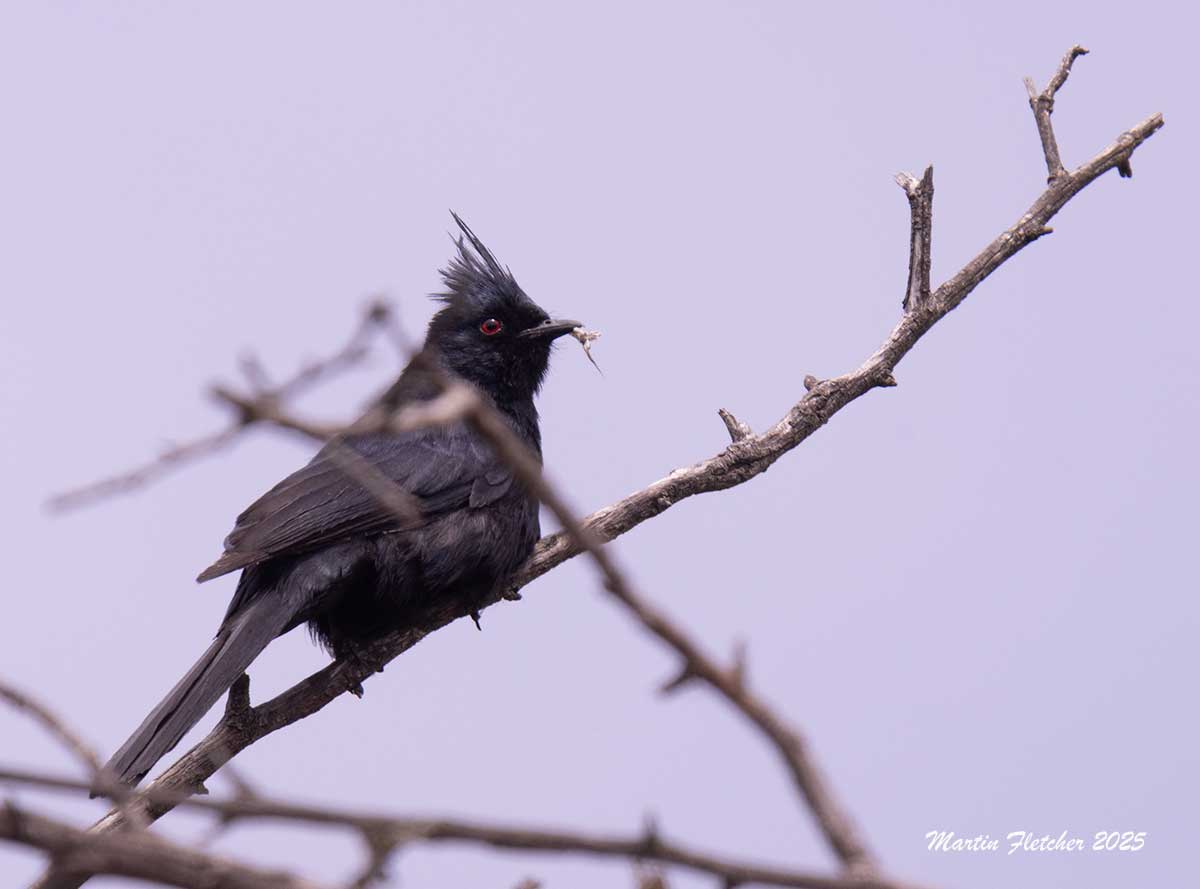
338, 643, 380, 698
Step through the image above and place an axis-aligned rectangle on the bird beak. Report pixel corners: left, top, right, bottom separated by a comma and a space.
517, 318, 583, 340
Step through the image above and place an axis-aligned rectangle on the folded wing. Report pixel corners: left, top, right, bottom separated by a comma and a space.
196, 424, 515, 582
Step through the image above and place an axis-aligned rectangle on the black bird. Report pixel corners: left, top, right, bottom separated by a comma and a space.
103, 215, 581, 787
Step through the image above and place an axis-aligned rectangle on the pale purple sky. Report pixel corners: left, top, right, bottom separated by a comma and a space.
1, 3, 1195, 888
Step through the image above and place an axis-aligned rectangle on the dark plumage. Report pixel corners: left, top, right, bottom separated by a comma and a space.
102, 215, 581, 788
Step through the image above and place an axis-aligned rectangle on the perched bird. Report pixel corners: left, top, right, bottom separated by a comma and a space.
103, 215, 581, 787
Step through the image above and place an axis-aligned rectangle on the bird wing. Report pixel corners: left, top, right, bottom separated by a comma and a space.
196, 425, 516, 582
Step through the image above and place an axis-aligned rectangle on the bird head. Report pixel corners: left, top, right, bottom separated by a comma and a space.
425, 214, 580, 403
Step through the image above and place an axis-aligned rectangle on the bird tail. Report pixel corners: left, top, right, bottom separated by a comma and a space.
100, 590, 296, 789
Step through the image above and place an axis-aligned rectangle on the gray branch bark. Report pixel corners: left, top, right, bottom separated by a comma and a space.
1024, 44, 1089, 182
896, 166, 934, 311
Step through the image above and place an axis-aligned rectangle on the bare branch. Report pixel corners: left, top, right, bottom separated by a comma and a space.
0, 681, 151, 832
0, 682, 102, 777
1, 799, 327, 889
373, 366, 879, 871
896, 166, 934, 311
506, 459, 879, 870
1024, 44, 1088, 182
0, 767, 927, 889
658, 665, 698, 695
46, 301, 398, 512
342, 824, 397, 889
321, 439, 425, 527
275, 298, 394, 400
209, 386, 345, 440
194, 758, 261, 849
45, 426, 246, 514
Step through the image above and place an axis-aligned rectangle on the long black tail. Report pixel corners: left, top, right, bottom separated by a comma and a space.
102, 591, 297, 788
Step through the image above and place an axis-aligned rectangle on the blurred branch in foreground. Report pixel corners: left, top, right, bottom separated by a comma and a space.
45, 300, 401, 513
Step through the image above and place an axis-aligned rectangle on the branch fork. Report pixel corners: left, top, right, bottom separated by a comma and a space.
1024, 44, 1089, 182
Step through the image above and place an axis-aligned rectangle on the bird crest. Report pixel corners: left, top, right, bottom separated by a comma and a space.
435, 212, 529, 316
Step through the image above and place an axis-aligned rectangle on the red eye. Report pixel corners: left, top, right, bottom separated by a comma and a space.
480, 318, 503, 336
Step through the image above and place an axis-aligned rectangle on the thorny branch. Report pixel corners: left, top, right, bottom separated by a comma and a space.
17, 47, 1164, 889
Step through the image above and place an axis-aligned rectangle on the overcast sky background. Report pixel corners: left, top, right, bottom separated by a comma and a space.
1, 3, 1195, 888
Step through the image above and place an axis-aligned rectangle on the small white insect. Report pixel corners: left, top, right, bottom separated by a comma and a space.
570, 327, 602, 374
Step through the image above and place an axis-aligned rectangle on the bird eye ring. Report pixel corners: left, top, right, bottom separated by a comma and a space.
480, 318, 503, 336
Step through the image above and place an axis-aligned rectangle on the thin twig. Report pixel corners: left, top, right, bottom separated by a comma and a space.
896, 166, 934, 311
44, 426, 246, 513
46, 301, 397, 512
0, 682, 151, 831
209, 386, 345, 440
1024, 44, 1088, 182
0, 682, 102, 777
321, 439, 425, 526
